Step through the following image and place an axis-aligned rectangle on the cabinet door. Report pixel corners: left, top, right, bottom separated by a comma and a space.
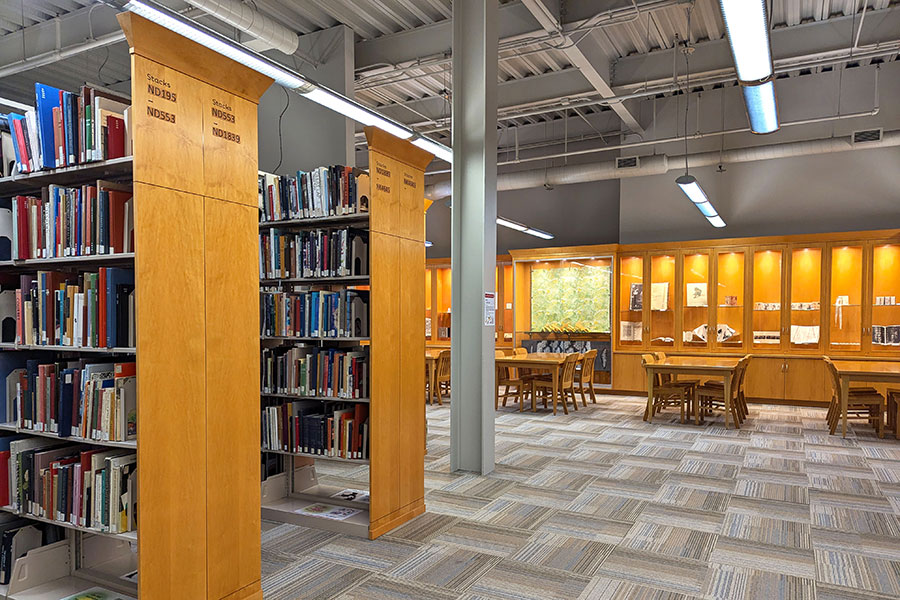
828, 244, 865, 353
751, 248, 786, 350
425, 267, 434, 343
714, 250, 747, 351
743, 357, 785, 401
648, 253, 676, 348
784, 358, 830, 404
869, 242, 900, 355
788, 245, 824, 352
681, 251, 712, 350
613, 352, 648, 392
618, 254, 645, 348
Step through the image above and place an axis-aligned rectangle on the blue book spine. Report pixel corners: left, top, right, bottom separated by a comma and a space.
34, 84, 63, 169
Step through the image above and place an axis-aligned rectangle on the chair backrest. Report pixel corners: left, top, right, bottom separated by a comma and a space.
561, 353, 579, 387
654, 352, 667, 361
437, 350, 451, 378
514, 347, 527, 356
641, 354, 656, 367
495, 349, 509, 379
495, 350, 505, 358
580, 349, 597, 382
732, 355, 752, 400
823, 356, 841, 399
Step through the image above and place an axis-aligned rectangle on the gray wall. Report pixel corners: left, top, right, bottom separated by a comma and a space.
257, 25, 355, 173
619, 62, 900, 244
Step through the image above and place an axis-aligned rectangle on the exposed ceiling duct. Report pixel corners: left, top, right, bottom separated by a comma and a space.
183, 0, 299, 54
423, 130, 900, 200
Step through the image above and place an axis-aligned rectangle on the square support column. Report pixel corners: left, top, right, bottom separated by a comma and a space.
450, 0, 498, 474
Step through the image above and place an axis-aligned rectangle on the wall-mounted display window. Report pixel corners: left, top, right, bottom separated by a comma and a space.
872, 243, 900, 349
790, 247, 822, 350
618, 255, 644, 347
829, 245, 863, 352
716, 251, 745, 349
530, 258, 611, 333
649, 254, 675, 347
752, 249, 783, 349
682, 252, 710, 349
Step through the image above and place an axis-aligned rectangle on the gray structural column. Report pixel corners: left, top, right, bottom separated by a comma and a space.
450, 0, 498, 474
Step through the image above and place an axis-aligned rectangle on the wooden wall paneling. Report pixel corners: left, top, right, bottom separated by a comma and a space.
204, 198, 261, 599
612, 353, 647, 392
130, 54, 205, 195
202, 91, 261, 205
743, 357, 785, 401
398, 164, 425, 241
134, 184, 208, 599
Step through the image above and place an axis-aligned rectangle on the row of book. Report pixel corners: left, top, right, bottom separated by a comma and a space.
4, 436, 136, 534
10, 182, 134, 259
261, 401, 368, 460
262, 346, 368, 399
259, 167, 369, 222
15, 268, 135, 349
6, 360, 136, 443
0, 515, 64, 585
261, 288, 369, 339
259, 228, 368, 280
3, 83, 131, 175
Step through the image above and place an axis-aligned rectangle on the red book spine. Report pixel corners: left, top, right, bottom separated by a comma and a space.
0, 450, 9, 506
12, 119, 30, 173
106, 116, 125, 159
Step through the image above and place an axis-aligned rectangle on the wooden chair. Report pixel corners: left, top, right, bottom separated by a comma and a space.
692, 355, 750, 423
652, 351, 698, 417
574, 349, 598, 406
887, 388, 900, 440
641, 354, 690, 423
433, 349, 451, 405
532, 353, 579, 414
495, 350, 525, 411
823, 356, 884, 437
513, 347, 536, 406
693, 355, 750, 428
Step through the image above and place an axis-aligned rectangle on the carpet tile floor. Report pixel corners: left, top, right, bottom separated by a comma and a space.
261, 395, 900, 600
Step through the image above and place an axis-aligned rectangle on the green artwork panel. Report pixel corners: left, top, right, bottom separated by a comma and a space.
531, 265, 611, 333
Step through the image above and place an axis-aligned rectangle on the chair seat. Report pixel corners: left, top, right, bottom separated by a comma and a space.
849, 386, 879, 395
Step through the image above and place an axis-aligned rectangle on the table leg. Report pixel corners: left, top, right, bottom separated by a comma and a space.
840, 376, 849, 438
645, 369, 654, 423
723, 372, 733, 430
429, 363, 436, 405
552, 366, 559, 415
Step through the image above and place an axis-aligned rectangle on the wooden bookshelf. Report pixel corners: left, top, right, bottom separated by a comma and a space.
260, 127, 431, 539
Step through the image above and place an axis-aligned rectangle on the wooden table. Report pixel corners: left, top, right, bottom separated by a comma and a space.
831, 360, 900, 438
644, 357, 740, 428
496, 353, 568, 414
425, 349, 442, 405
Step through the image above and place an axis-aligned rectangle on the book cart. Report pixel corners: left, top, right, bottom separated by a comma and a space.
260, 128, 430, 539
0, 13, 270, 600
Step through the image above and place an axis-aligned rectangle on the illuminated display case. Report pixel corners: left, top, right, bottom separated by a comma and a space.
618, 254, 644, 347
752, 249, 784, 349
871, 243, 900, 352
789, 246, 823, 351
649, 254, 676, 347
715, 250, 745, 350
682, 252, 711, 349
829, 244, 864, 352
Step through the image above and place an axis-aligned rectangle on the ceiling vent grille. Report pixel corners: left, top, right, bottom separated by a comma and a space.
616, 156, 640, 169
852, 128, 883, 144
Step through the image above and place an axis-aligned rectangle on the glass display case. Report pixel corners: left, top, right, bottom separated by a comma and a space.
529, 258, 611, 334
789, 246, 822, 350
682, 252, 711, 349
425, 268, 433, 342
648, 254, 675, 347
618, 254, 644, 347
870, 243, 900, 350
829, 245, 863, 352
715, 251, 745, 349
752, 249, 783, 349
498, 263, 515, 345
435, 266, 452, 343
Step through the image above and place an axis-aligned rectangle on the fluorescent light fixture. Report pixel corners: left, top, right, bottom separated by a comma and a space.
496, 217, 527, 232
302, 88, 412, 139
412, 136, 453, 163
676, 175, 726, 228
742, 81, 780, 134
719, 0, 773, 82
424, 241, 433, 247
707, 215, 727, 228
524, 228, 554, 240
0, 97, 32, 111
123, 0, 308, 89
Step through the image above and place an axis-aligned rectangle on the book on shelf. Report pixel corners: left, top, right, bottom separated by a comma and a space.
873, 325, 900, 345
7, 437, 136, 534
262, 346, 368, 399
619, 320, 642, 342
3, 83, 131, 176
14, 267, 135, 349
260, 287, 368, 339
258, 166, 369, 222
650, 282, 668, 311
262, 400, 369, 459
9, 180, 133, 260
1, 123, 15, 177
259, 227, 367, 279
13, 359, 135, 443
629, 283, 643, 311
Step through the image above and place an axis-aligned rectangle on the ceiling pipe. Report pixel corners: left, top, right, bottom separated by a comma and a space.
424, 129, 900, 199
182, 0, 299, 55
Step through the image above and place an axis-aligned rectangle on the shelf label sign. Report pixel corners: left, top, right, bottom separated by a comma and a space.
484, 292, 496, 326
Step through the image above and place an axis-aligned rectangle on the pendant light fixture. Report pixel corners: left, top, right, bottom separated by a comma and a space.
674, 18, 726, 228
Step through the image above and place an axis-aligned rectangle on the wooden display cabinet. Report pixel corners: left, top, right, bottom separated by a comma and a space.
617, 254, 644, 348
788, 244, 825, 352
648, 253, 676, 348
714, 249, 747, 351
681, 251, 712, 351
751, 248, 785, 350
870, 241, 900, 355
828, 243, 865, 353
